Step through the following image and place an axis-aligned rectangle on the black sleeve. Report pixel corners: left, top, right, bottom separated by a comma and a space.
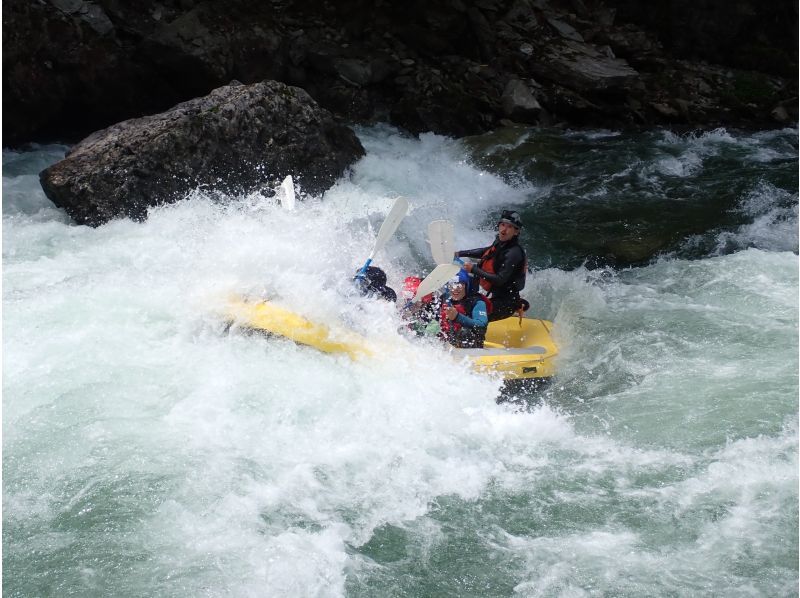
473, 245, 524, 287
456, 246, 491, 259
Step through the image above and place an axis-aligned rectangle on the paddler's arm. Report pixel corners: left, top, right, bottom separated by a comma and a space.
455, 300, 488, 328
455, 246, 490, 260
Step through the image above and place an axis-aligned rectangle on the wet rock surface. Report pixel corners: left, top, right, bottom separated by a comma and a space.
39, 81, 364, 226
4, 0, 797, 147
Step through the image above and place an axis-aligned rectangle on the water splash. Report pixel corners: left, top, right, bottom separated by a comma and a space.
3, 127, 797, 597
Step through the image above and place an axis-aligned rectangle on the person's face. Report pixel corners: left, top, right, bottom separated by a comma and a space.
449, 283, 466, 300
498, 221, 520, 242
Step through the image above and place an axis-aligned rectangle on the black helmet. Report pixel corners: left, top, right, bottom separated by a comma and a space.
363, 266, 387, 288
498, 209, 523, 229
355, 266, 396, 302
378, 286, 397, 302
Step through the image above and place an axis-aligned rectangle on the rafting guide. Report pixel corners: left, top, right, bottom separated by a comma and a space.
456, 209, 529, 322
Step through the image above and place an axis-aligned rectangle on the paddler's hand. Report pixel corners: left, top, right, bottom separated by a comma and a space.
445, 306, 458, 321
462, 261, 474, 273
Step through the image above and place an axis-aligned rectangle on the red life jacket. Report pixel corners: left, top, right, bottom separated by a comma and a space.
439, 295, 492, 335
439, 301, 465, 336
439, 295, 490, 348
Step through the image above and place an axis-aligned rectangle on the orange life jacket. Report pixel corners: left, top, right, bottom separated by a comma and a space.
478, 243, 527, 294
478, 246, 496, 292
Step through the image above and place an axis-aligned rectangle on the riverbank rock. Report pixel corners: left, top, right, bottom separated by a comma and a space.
4, 0, 798, 146
38, 81, 365, 226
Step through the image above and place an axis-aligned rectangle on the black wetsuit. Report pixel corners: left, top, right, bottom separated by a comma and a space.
357, 266, 397, 302
457, 236, 527, 321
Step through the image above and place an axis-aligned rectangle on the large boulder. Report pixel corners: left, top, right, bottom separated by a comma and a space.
39, 80, 365, 226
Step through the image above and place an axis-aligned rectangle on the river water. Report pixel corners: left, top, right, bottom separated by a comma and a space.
3, 125, 798, 596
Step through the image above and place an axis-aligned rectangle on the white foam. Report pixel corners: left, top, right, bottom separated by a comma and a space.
711, 181, 799, 253
3, 128, 797, 596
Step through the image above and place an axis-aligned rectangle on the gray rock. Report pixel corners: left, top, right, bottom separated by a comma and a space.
650, 102, 679, 117
502, 79, 542, 121
547, 18, 585, 42
771, 105, 790, 122
80, 3, 114, 36
49, 0, 83, 14
368, 58, 395, 84
467, 7, 496, 60
39, 81, 365, 226
141, 7, 231, 83
335, 58, 372, 87
4, 0, 796, 145
538, 40, 639, 92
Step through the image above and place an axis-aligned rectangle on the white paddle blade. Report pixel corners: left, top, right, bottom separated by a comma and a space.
427, 219, 454, 265
413, 263, 459, 302
280, 175, 296, 211
370, 197, 409, 259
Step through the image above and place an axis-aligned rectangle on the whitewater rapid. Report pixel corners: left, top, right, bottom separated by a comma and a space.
3, 126, 798, 597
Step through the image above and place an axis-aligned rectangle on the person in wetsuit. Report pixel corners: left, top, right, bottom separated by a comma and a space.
440, 270, 488, 348
400, 276, 442, 337
355, 266, 397, 302
456, 209, 528, 322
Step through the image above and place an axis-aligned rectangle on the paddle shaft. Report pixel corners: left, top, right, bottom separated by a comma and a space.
356, 197, 409, 279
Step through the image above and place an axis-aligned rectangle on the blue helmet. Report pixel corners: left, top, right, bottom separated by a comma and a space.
448, 269, 474, 295
457, 268, 471, 290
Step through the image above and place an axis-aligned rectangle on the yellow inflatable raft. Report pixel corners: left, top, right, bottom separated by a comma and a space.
226, 298, 374, 360
225, 298, 557, 383
459, 316, 558, 381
